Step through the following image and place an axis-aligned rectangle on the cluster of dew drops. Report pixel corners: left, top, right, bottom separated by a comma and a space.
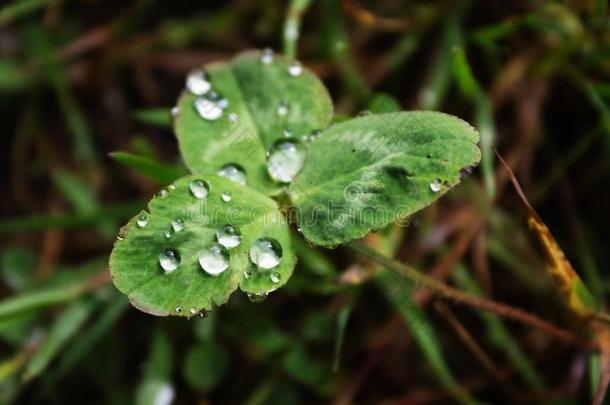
129, 178, 284, 310
172, 48, 321, 185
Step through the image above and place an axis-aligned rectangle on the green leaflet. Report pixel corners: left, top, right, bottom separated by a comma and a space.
174, 50, 333, 195
289, 111, 481, 247
109, 174, 295, 316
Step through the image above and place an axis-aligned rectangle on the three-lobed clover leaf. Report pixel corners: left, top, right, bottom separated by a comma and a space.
110, 49, 481, 316
110, 174, 295, 316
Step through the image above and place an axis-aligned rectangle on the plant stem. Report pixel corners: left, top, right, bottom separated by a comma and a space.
347, 241, 597, 350
283, 0, 311, 59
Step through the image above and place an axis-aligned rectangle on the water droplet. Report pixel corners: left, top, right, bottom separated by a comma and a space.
199, 243, 230, 276
267, 139, 306, 183
216, 224, 241, 249
288, 62, 303, 77
285, 21, 298, 41
159, 249, 180, 272
189, 179, 209, 199
157, 188, 169, 198
283, 129, 293, 137
217, 98, 229, 109
429, 179, 442, 193
228, 113, 238, 123
186, 69, 211, 95
299, 134, 311, 143
164, 231, 172, 239
190, 307, 197, 315
217, 164, 247, 185
270, 272, 281, 283
116, 234, 124, 241
277, 100, 289, 116
168, 185, 176, 191
243, 269, 252, 279
247, 292, 268, 303
194, 97, 223, 121
249, 238, 282, 269
221, 192, 232, 202
176, 306, 182, 313
137, 214, 149, 228
260, 48, 274, 64
171, 219, 184, 232
171, 106, 180, 117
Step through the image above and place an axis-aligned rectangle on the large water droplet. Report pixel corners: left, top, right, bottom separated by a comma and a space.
221, 192, 232, 202
276, 100, 289, 116
159, 249, 180, 272
186, 69, 211, 95
199, 243, 230, 276
270, 272, 281, 284
266, 139, 306, 183
171, 219, 184, 232
288, 62, 303, 77
249, 238, 282, 269
247, 292, 268, 303
216, 224, 241, 249
137, 213, 149, 228
189, 179, 209, 199
217, 164, 247, 185
194, 97, 223, 121
429, 179, 441, 193
260, 48, 274, 64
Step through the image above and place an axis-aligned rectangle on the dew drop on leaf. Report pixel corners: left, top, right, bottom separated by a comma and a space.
217, 164, 247, 185
221, 192, 232, 202
189, 307, 197, 315
171, 106, 180, 117
243, 269, 252, 279
194, 97, 224, 121
164, 231, 172, 239
260, 48, 274, 64
270, 272, 281, 284
288, 62, 303, 77
276, 100, 289, 116
216, 224, 241, 249
136, 213, 149, 228
228, 113, 238, 123
171, 219, 184, 232
159, 249, 181, 272
198, 243, 230, 276
158, 188, 169, 198
186, 69, 211, 96
429, 179, 442, 193
247, 292, 268, 303
267, 139, 306, 183
189, 179, 209, 199
249, 238, 282, 269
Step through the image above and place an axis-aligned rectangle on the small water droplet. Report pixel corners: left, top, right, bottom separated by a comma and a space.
228, 113, 238, 123
158, 188, 169, 198
186, 69, 211, 95
217, 164, 247, 185
159, 249, 180, 272
168, 185, 176, 191
299, 134, 311, 143
189, 179, 209, 199
216, 224, 241, 249
190, 307, 197, 315
221, 192, 232, 202
288, 62, 303, 77
194, 97, 224, 121
243, 269, 252, 279
429, 179, 442, 193
270, 272, 281, 284
249, 238, 282, 269
217, 98, 229, 109
260, 48, 274, 64
164, 231, 172, 239
283, 129, 293, 137
176, 306, 182, 313
137, 214, 149, 228
171, 106, 180, 117
247, 292, 268, 303
116, 234, 124, 241
199, 243, 230, 276
267, 139, 306, 183
277, 100, 289, 116
171, 219, 184, 232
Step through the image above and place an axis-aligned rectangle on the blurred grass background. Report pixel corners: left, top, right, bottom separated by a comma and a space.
1, 0, 610, 403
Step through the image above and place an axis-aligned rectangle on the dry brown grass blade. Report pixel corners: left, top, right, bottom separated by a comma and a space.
494, 148, 597, 319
